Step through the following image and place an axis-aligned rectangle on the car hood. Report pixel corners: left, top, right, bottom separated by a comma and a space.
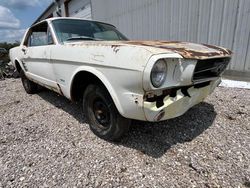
66, 40, 232, 60
124, 41, 232, 59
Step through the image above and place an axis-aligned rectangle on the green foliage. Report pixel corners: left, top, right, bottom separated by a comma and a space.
0, 42, 20, 79
0, 41, 20, 51
0, 41, 20, 63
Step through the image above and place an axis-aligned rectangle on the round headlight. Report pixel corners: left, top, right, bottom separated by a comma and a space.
150, 59, 167, 88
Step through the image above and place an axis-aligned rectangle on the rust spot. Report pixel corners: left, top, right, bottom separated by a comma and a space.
202, 43, 232, 55
158, 46, 226, 59
161, 41, 182, 44
132, 94, 139, 105
111, 45, 120, 53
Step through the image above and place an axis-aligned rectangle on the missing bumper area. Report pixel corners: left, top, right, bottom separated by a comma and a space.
145, 81, 210, 108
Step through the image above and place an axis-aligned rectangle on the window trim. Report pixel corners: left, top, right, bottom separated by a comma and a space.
23, 21, 56, 47
51, 19, 128, 43
47, 27, 54, 45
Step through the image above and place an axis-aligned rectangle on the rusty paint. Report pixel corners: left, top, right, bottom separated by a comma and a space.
67, 40, 232, 60
124, 41, 232, 59
202, 43, 232, 55
111, 45, 120, 53
131, 94, 139, 105
153, 110, 165, 121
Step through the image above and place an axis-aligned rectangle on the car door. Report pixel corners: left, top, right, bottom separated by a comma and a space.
21, 21, 57, 89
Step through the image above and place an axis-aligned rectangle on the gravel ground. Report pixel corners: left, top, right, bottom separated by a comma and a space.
0, 78, 249, 188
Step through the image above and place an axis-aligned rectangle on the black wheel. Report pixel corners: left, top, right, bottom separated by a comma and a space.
20, 70, 38, 94
83, 84, 131, 141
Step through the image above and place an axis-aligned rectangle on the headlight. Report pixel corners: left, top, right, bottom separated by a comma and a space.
150, 59, 167, 88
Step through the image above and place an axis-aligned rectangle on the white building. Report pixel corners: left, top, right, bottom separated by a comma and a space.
34, 0, 92, 22
35, 0, 250, 80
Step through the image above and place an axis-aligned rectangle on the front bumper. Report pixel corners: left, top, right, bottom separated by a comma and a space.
143, 78, 221, 122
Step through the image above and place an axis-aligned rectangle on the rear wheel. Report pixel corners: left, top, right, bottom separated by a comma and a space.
83, 84, 130, 141
20, 70, 38, 94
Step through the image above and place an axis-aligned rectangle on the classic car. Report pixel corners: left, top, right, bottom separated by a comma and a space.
9, 17, 232, 141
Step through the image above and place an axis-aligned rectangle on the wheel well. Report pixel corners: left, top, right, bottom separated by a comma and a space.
71, 71, 107, 102
15, 60, 22, 73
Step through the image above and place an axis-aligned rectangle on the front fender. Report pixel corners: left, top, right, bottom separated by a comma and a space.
66, 65, 146, 120
69, 66, 125, 116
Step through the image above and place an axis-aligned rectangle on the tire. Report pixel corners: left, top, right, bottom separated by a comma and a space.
20, 70, 38, 94
83, 84, 131, 141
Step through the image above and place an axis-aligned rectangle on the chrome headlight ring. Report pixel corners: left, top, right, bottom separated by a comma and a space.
150, 59, 167, 88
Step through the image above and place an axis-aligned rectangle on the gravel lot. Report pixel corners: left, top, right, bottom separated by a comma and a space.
0, 78, 249, 187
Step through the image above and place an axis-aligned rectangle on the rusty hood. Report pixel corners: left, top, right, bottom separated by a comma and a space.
124, 41, 232, 60
66, 40, 232, 60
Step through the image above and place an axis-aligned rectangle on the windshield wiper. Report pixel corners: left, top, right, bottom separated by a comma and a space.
66, 36, 103, 41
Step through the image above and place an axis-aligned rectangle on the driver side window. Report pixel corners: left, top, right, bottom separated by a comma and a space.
25, 22, 54, 47
29, 32, 47, 46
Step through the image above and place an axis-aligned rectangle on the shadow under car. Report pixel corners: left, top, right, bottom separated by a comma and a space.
37, 88, 216, 158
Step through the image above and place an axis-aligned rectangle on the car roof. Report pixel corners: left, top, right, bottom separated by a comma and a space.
32, 17, 116, 28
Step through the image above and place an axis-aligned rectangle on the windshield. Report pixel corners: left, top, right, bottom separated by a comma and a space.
52, 19, 128, 43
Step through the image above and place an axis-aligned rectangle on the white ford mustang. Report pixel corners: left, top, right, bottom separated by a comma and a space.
10, 17, 232, 140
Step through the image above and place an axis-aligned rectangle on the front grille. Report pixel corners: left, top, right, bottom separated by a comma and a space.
193, 57, 230, 82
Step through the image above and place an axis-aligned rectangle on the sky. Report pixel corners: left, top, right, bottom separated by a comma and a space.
0, 0, 53, 43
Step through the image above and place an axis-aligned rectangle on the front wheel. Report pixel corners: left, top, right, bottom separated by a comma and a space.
83, 84, 130, 141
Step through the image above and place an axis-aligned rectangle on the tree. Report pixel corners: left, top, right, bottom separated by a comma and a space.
0, 41, 20, 63
0, 42, 20, 79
